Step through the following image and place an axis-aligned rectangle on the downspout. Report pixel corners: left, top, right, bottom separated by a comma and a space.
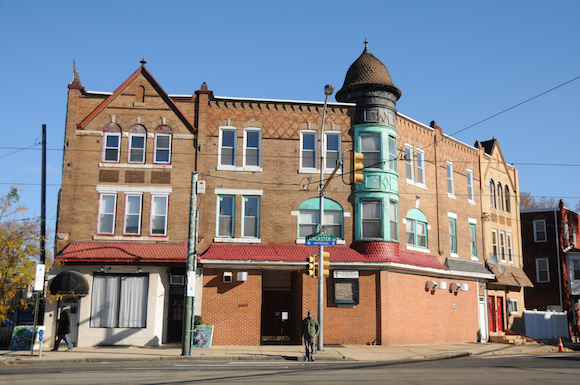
432, 123, 442, 256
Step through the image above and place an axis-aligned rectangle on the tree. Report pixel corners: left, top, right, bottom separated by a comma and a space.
0, 187, 39, 321
520, 192, 561, 210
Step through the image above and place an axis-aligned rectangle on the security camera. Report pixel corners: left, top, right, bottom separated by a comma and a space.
449, 282, 461, 293
425, 280, 438, 291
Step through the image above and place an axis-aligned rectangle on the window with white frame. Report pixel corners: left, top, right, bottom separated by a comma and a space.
103, 132, 121, 162
129, 130, 146, 163
534, 220, 547, 242
497, 183, 503, 210
446, 162, 455, 196
536, 258, 549, 282
324, 131, 341, 171
449, 216, 457, 254
405, 145, 414, 182
362, 199, 382, 239
361, 133, 381, 169
500, 231, 507, 262
244, 128, 261, 168
470, 222, 477, 258
299, 210, 318, 238
154, 133, 172, 164
298, 198, 343, 239
490, 180, 496, 208
572, 225, 577, 245
416, 150, 425, 186
300, 131, 317, 170
123, 194, 142, 235
507, 232, 513, 263
504, 186, 510, 212
217, 195, 235, 237
90, 274, 148, 328
507, 298, 519, 314
388, 135, 397, 172
219, 127, 237, 167
492, 229, 499, 258
390, 200, 398, 241
150, 194, 168, 236
406, 209, 427, 249
565, 222, 570, 243
242, 196, 260, 238
97, 193, 117, 234
467, 169, 475, 203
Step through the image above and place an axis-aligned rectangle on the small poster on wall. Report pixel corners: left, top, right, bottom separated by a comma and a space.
9, 326, 46, 351
192, 325, 214, 349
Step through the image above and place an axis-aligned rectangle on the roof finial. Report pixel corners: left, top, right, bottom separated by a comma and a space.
70, 60, 82, 86
364, 38, 369, 52
140, 58, 147, 66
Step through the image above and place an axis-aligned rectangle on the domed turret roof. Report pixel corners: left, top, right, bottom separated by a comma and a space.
336, 40, 401, 102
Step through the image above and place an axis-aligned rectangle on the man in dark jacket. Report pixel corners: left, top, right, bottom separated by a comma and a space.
52, 305, 73, 351
300, 310, 319, 361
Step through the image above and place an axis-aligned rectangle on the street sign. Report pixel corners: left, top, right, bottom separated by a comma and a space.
306, 233, 337, 246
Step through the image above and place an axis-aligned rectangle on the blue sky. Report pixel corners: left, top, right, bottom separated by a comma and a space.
1, 1, 579, 240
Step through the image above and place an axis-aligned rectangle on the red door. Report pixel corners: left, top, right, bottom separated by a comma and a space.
496, 297, 504, 332
488, 296, 495, 332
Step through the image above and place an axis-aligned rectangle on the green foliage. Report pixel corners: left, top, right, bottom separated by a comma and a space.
0, 188, 39, 321
194, 315, 203, 326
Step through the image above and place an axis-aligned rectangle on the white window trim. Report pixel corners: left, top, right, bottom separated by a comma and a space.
448, 213, 457, 257
500, 230, 507, 262
416, 149, 426, 188
447, 162, 455, 198
123, 193, 143, 235
324, 131, 341, 173
153, 133, 172, 164
466, 169, 475, 204
534, 220, 547, 242
243, 127, 262, 170
491, 229, 499, 259
97, 193, 117, 235
217, 195, 235, 238
507, 232, 513, 264
103, 132, 121, 163
536, 258, 550, 283
299, 130, 318, 173
217, 126, 237, 170
128, 133, 146, 164
241, 195, 260, 239
149, 194, 169, 236
404, 144, 415, 183
469, 222, 477, 260
508, 298, 519, 314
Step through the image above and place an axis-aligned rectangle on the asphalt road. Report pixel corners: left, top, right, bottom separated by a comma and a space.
1, 353, 580, 384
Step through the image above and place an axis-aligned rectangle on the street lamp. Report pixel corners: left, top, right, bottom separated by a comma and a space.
318, 84, 334, 351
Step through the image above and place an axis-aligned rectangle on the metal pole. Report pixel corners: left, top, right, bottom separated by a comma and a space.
182, 172, 198, 356
41, 124, 46, 264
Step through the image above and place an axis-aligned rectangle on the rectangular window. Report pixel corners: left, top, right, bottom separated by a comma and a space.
534, 220, 547, 242
129, 133, 146, 163
300, 131, 317, 170
244, 128, 261, 167
572, 225, 577, 245
103, 133, 121, 162
242, 196, 260, 238
564, 222, 570, 243
406, 219, 415, 246
218, 195, 235, 237
390, 201, 398, 241
219, 127, 237, 167
388, 135, 397, 172
507, 233, 513, 263
467, 169, 475, 203
324, 210, 343, 239
123, 194, 142, 235
299, 210, 318, 238
492, 229, 499, 258
446, 162, 455, 196
508, 299, 519, 314
573, 260, 580, 280
416, 150, 425, 186
449, 217, 457, 254
325, 132, 341, 171
405, 145, 414, 182
90, 275, 148, 328
97, 193, 117, 234
417, 221, 426, 248
536, 258, 549, 282
154, 134, 171, 164
500, 231, 507, 262
150, 195, 168, 236
361, 133, 381, 169
470, 223, 477, 257
362, 199, 382, 239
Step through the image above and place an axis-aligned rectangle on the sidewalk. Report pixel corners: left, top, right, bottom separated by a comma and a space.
0, 341, 574, 366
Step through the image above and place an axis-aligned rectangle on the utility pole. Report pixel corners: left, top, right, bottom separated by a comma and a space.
317, 85, 334, 352
182, 172, 198, 356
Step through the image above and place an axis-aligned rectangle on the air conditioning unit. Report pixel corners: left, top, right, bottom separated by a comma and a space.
223, 272, 233, 283
170, 275, 185, 286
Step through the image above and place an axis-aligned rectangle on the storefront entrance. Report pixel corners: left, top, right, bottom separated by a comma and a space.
261, 271, 302, 345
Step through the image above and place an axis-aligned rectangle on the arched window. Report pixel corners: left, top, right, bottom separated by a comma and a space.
406, 208, 428, 249
505, 186, 510, 212
129, 125, 147, 163
298, 198, 343, 239
497, 183, 503, 211
154, 125, 173, 164
102, 123, 121, 162
490, 180, 496, 208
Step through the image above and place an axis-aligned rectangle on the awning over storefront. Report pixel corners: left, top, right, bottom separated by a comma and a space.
57, 242, 187, 263
49, 270, 90, 296
444, 258, 495, 280
489, 264, 533, 287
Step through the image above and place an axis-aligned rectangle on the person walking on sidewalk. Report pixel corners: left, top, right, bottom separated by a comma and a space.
300, 310, 319, 361
52, 305, 73, 351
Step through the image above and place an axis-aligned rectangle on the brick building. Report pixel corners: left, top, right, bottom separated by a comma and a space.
45, 44, 530, 348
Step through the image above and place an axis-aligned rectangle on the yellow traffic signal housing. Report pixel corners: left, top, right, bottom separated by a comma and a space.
306, 255, 316, 277
321, 252, 330, 278
351, 152, 364, 184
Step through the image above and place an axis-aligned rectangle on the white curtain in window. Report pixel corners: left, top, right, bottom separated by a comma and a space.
118, 276, 148, 328
90, 275, 120, 328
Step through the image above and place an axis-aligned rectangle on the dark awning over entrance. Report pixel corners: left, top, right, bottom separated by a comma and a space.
49, 270, 89, 296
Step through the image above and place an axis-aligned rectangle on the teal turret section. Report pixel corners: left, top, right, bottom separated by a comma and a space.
336, 40, 401, 243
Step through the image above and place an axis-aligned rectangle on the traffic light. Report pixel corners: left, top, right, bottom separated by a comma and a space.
351, 152, 364, 184
306, 255, 316, 277
321, 252, 330, 278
